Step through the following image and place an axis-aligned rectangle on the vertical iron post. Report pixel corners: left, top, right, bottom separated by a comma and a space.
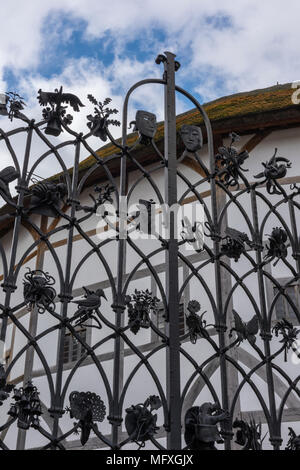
163, 51, 181, 449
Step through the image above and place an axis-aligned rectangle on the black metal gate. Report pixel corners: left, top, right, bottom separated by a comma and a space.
0, 52, 299, 450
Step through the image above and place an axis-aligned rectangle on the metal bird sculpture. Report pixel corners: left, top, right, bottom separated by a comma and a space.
229, 310, 259, 347
72, 287, 107, 330
37, 86, 85, 112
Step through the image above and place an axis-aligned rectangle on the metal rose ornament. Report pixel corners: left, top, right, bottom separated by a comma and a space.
23, 269, 56, 314
68, 391, 106, 446
264, 227, 288, 266
125, 395, 162, 448
184, 403, 230, 450
180, 125, 203, 152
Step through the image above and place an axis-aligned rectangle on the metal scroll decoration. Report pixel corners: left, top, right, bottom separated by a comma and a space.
0, 51, 299, 451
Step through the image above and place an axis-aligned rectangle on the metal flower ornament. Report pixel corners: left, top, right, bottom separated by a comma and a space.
215, 132, 249, 188
254, 149, 292, 194
23, 268, 56, 314
125, 395, 162, 448
125, 289, 159, 334
87, 95, 120, 141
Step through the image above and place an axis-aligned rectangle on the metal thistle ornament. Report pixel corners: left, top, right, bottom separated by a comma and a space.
125, 289, 159, 335
86, 95, 120, 141
184, 403, 230, 450
254, 149, 292, 195
0, 166, 20, 201
186, 300, 209, 344
28, 181, 68, 217
286, 428, 300, 450
264, 227, 288, 266
0, 364, 14, 406
72, 287, 107, 330
229, 310, 259, 347
233, 417, 265, 450
23, 268, 56, 314
221, 227, 252, 262
37, 86, 84, 136
8, 381, 42, 430
272, 319, 300, 362
215, 132, 249, 188
68, 391, 106, 446
180, 124, 203, 152
125, 395, 162, 448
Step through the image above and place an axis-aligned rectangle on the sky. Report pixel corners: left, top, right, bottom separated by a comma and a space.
1, 0, 300, 176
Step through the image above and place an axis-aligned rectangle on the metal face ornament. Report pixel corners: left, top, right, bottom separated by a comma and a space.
180, 125, 203, 152
134, 110, 157, 143
184, 403, 229, 450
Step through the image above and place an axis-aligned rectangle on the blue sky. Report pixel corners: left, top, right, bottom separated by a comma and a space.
0, 0, 300, 174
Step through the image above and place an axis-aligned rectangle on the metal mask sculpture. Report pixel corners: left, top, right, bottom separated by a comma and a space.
8, 381, 42, 430
68, 391, 106, 446
229, 310, 259, 347
134, 110, 157, 143
72, 287, 107, 330
28, 181, 67, 217
23, 269, 56, 314
125, 395, 162, 448
0, 166, 19, 201
184, 403, 229, 450
180, 125, 203, 152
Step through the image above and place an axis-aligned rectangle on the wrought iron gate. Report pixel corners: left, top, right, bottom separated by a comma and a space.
0, 52, 299, 450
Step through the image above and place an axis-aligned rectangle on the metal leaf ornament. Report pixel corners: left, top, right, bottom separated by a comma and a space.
23, 269, 56, 314
254, 149, 291, 195
125, 395, 162, 448
69, 391, 106, 446
37, 86, 84, 136
264, 227, 288, 266
87, 95, 120, 141
215, 132, 249, 189
125, 289, 159, 334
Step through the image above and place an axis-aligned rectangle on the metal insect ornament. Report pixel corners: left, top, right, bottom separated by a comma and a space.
233, 417, 266, 450
8, 381, 42, 430
72, 287, 107, 330
23, 269, 56, 314
264, 227, 288, 266
272, 319, 300, 362
68, 391, 106, 446
180, 124, 203, 152
130, 110, 157, 145
254, 149, 292, 195
125, 395, 162, 448
0, 364, 14, 406
0, 166, 20, 201
229, 310, 259, 347
221, 227, 252, 262
125, 289, 159, 335
215, 133, 249, 188
37, 86, 84, 136
184, 403, 230, 450
185, 300, 209, 344
28, 181, 68, 217
286, 428, 300, 450
86, 95, 120, 141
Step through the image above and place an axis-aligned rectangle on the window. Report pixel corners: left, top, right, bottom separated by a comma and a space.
154, 304, 185, 336
63, 327, 87, 364
273, 281, 300, 323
